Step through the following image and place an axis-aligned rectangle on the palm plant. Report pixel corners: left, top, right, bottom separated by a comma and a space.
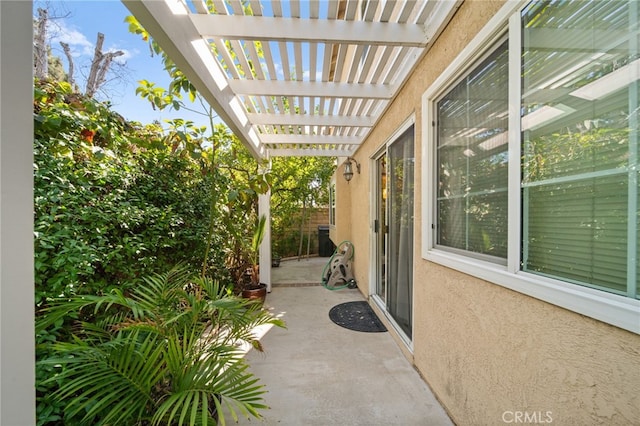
36, 265, 285, 426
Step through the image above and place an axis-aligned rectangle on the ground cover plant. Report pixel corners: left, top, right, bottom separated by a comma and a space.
37, 265, 284, 426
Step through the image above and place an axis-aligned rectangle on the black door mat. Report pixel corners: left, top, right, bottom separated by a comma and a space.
329, 301, 387, 332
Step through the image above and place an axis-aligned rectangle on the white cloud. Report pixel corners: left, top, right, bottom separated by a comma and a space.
107, 45, 135, 64
48, 20, 93, 57
273, 62, 285, 80
47, 20, 135, 64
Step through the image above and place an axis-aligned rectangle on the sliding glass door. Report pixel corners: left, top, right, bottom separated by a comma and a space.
374, 125, 415, 339
374, 154, 387, 303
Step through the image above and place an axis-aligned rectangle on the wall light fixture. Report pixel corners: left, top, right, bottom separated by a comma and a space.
343, 157, 361, 182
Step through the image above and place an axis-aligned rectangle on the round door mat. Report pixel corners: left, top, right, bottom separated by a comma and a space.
329, 301, 387, 332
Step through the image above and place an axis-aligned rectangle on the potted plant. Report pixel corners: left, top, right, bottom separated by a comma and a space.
241, 214, 268, 303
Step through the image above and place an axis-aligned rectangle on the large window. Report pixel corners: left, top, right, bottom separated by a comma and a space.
436, 40, 509, 262
423, 0, 639, 333
521, 1, 638, 298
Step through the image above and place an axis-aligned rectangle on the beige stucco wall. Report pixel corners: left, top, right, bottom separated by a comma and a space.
415, 262, 640, 425
334, 0, 640, 424
330, 156, 371, 298
329, 167, 354, 262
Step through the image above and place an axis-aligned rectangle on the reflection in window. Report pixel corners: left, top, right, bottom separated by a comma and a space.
521, 0, 639, 297
329, 183, 336, 226
436, 40, 509, 261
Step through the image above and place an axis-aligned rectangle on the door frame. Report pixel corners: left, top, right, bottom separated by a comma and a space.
369, 115, 416, 350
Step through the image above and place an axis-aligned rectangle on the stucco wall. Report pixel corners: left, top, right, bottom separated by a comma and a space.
334, 0, 640, 424
331, 157, 371, 298
330, 166, 356, 265
414, 262, 640, 425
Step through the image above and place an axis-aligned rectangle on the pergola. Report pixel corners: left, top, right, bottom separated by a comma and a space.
123, 0, 460, 159
121, 0, 460, 289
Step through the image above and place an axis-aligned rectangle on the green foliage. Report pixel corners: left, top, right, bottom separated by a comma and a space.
37, 265, 285, 426
270, 156, 335, 256
34, 80, 235, 425
126, 14, 336, 261
36, 13, 336, 423
33, 80, 222, 303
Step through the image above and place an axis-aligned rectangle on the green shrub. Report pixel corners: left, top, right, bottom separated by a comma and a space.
34, 80, 234, 425
37, 265, 285, 425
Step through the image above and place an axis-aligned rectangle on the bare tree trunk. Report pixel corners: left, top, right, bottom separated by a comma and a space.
85, 33, 124, 98
95, 50, 124, 90
60, 42, 74, 87
34, 8, 48, 80
85, 33, 104, 97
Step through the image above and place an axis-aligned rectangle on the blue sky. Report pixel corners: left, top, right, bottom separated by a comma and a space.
35, 0, 213, 129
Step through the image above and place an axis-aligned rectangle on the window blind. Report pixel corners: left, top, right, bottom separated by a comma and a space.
521, 0, 638, 297
436, 40, 509, 260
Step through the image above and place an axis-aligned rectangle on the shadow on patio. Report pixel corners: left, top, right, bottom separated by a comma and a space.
227, 257, 453, 425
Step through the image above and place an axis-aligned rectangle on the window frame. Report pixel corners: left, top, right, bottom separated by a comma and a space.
421, 0, 640, 334
329, 177, 336, 228
433, 35, 510, 264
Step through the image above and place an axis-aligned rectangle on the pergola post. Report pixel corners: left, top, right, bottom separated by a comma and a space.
1, 1, 35, 424
258, 190, 272, 292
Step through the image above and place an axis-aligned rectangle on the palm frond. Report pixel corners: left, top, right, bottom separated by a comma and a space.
36, 289, 143, 333
44, 329, 166, 425
38, 265, 285, 425
133, 265, 192, 311
251, 214, 267, 255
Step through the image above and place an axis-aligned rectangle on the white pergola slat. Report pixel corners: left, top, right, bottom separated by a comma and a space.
229, 79, 395, 98
123, 0, 461, 159
260, 134, 361, 145
190, 14, 431, 46
246, 112, 375, 127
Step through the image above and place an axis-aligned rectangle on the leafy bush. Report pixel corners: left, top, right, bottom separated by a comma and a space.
37, 265, 284, 426
34, 80, 227, 303
34, 80, 235, 425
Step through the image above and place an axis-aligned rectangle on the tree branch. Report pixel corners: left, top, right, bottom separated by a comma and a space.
34, 8, 48, 80
60, 42, 74, 87
85, 33, 123, 98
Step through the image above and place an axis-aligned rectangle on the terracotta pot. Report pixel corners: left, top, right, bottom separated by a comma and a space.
242, 283, 267, 305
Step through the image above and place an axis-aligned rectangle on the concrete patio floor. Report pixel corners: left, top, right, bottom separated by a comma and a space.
270, 255, 329, 286
228, 257, 453, 426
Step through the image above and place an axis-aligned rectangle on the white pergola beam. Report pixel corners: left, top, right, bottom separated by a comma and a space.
247, 113, 375, 127
229, 80, 395, 99
260, 134, 362, 145
270, 149, 356, 157
123, 0, 266, 159
191, 14, 429, 47
124, 0, 459, 159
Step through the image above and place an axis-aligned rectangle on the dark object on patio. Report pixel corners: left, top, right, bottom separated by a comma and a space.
329, 301, 387, 333
318, 225, 335, 257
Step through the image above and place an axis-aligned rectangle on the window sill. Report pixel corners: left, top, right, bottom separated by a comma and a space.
423, 249, 640, 335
